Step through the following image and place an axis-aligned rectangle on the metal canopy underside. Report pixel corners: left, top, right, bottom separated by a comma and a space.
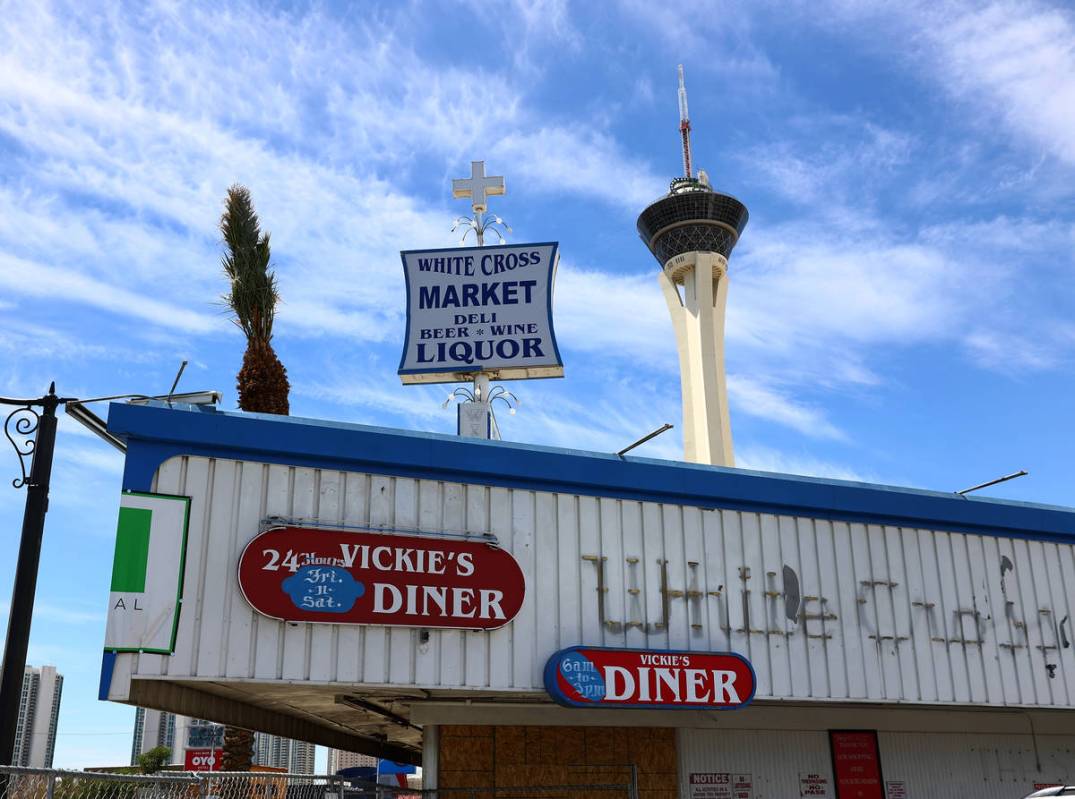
122, 678, 1075, 769
124, 679, 551, 766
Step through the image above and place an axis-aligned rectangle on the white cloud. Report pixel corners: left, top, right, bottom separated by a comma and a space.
741, 118, 914, 205
553, 264, 672, 364
801, 1, 1075, 168
493, 128, 665, 211
298, 379, 450, 427
616, 0, 779, 81
736, 444, 879, 483
2, 0, 1071, 476
728, 376, 845, 440
926, 2, 1075, 165
0, 252, 218, 334
964, 326, 1075, 371
0, 0, 670, 352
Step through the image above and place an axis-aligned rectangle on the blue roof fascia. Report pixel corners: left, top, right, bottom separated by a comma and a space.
105, 401, 1075, 544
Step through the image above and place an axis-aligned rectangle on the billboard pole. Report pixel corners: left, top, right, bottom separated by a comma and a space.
0, 383, 65, 769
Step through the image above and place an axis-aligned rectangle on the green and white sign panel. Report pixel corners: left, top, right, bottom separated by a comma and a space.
104, 491, 191, 654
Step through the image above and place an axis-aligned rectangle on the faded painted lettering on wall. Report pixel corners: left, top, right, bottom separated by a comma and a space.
107, 458, 1075, 710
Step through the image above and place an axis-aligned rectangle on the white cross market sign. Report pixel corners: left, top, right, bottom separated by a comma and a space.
398, 242, 563, 384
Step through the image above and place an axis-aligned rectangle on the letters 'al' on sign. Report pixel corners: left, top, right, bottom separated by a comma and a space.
105, 491, 191, 654
398, 242, 563, 384
238, 527, 525, 630
544, 646, 756, 710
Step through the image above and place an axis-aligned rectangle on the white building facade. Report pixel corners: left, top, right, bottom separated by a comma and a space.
253, 734, 315, 773
131, 707, 179, 764
99, 403, 1075, 798
13, 665, 62, 768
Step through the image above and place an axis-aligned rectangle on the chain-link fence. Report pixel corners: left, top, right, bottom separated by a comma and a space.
0, 769, 350, 799
0, 767, 638, 799
0, 767, 200, 799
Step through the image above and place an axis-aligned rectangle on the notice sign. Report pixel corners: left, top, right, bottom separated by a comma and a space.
830, 731, 884, 799
104, 491, 191, 654
238, 527, 525, 630
800, 773, 830, 797
544, 647, 755, 710
732, 774, 753, 799
690, 773, 731, 799
398, 242, 562, 384
884, 781, 906, 799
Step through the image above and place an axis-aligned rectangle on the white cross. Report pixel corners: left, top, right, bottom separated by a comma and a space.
452, 161, 505, 214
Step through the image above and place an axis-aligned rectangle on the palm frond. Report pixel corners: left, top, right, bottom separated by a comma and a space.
221, 184, 279, 343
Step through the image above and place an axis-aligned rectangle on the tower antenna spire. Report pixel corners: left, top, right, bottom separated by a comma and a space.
678, 64, 692, 178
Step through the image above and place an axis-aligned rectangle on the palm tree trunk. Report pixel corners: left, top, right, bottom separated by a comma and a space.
222, 726, 255, 771
236, 340, 290, 414
222, 345, 288, 767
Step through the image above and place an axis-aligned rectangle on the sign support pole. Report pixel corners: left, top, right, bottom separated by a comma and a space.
456, 373, 501, 440
0, 384, 62, 770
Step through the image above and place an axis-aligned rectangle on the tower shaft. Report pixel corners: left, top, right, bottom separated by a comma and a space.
637, 65, 748, 467
659, 251, 733, 465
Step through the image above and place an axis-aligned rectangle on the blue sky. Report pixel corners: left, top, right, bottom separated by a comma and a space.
2, 0, 1075, 769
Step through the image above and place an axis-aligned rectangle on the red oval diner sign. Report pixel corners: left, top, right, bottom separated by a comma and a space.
544, 646, 755, 710
238, 526, 525, 630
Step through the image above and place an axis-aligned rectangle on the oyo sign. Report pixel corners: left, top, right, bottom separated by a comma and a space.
544, 647, 755, 710
184, 748, 223, 771
238, 527, 525, 630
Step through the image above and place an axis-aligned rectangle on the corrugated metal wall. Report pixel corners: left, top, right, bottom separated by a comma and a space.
119, 455, 1075, 708
677, 728, 1075, 798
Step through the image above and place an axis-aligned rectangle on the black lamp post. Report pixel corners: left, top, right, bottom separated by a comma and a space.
0, 384, 69, 768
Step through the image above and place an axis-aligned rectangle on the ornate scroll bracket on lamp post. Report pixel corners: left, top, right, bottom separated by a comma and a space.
0, 383, 70, 770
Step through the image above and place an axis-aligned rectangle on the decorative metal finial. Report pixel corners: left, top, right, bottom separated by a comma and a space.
451, 160, 511, 246
443, 385, 520, 415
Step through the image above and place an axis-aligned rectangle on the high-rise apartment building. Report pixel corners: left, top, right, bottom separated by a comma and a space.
131, 708, 181, 764
131, 712, 309, 771
253, 733, 316, 773
13, 665, 63, 768
131, 709, 222, 766
327, 748, 376, 773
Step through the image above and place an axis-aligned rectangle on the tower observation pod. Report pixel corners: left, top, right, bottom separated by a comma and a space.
636, 65, 749, 466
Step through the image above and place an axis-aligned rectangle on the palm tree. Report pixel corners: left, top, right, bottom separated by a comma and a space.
219, 185, 289, 770
221, 184, 290, 415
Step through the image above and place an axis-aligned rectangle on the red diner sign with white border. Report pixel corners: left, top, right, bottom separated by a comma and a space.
238, 526, 525, 630
830, 730, 884, 799
544, 646, 755, 710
